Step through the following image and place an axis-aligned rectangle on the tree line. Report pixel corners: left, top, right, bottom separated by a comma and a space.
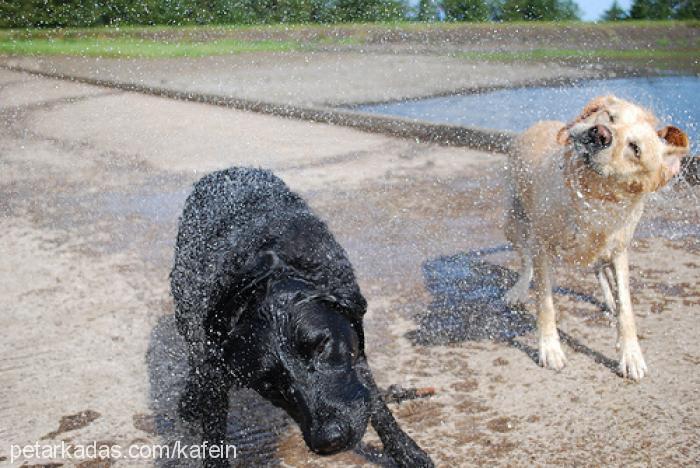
0, 0, 698, 28
603, 0, 699, 21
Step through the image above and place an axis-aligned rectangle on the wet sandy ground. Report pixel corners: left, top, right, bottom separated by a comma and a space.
1, 69, 699, 467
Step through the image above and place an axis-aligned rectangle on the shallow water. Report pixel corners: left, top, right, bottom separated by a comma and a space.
358, 76, 700, 148
408, 248, 534, 345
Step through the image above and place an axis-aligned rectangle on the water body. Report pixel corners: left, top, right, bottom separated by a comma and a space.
357, 76, 700, 148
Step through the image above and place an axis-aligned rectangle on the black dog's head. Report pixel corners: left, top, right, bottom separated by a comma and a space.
224, 252, 371, 455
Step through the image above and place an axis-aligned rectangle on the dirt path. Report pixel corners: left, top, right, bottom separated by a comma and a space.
1, 69, 699, 467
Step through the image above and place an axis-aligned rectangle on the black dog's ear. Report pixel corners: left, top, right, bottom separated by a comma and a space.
332, 286, 367, 353
298, 285, 367, 351
240, 250, 282, 285
335, 287, 367, 321
310, 286, 366, 322
216, 250, 283, 324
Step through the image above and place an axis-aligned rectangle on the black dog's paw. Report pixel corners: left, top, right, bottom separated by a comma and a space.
386, 437, 434, 468
202, 456, 229, 468
178, 385, 203, 425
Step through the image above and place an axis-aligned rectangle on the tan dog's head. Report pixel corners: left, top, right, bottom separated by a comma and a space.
557, 95, 690, 200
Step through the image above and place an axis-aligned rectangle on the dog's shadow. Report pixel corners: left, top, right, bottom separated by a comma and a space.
146, 314, 393, 467
407, 246, 619, 373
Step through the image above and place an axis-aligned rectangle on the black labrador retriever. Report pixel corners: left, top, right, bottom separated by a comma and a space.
171, 167, 433, 467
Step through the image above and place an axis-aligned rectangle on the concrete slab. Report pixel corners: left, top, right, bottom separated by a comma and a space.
1, 53, 593, 107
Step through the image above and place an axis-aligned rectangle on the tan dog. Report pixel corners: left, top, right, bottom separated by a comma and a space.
504, 95, 689, 381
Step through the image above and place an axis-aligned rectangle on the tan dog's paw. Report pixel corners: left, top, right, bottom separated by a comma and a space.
619, 341, 648, 381
538, 334, 567, 371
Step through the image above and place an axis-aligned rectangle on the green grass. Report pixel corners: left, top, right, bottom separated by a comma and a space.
1, 19, 698, 39
0, 21, 698, 58
457, 48, 700, 62
0, 37, 300, 57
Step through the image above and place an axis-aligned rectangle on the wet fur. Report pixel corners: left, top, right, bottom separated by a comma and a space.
504, 96, 689, 381
171, 167, 433, 467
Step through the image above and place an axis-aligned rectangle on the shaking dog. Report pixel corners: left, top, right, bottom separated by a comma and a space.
171, 167, 433, 466
504, 95, 689, 380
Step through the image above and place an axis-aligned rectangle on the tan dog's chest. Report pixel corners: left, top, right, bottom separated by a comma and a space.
554, 226, 610, 266
525, 152, 645, 268
514, 135, 644, 267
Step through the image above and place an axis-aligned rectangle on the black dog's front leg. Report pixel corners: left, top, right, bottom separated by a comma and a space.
357, 359, 434, 468
201, 384, 230, 468
179, 361, 204, 424
200, 354, 233, 468
180, 355, 232, 468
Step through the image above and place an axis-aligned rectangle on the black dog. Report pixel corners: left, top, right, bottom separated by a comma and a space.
171, 167, 433, 467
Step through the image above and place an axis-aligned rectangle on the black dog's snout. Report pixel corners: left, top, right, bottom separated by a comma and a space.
315, 421, 351, 454
587, 124, 612, 148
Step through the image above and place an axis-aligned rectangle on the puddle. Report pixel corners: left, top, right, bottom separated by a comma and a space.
98, 189, 190, 223
358, 76, 700, 149
408, 247, 536, 345
408, 246, 617, 347
42, 410, 101, 440
35, 186, 190, 264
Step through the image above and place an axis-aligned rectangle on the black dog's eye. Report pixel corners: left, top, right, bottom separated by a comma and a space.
314, 335, 330, 356
299, 333, 330, 360
629, 142, 641, 158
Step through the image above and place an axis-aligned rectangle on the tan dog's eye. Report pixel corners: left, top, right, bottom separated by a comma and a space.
599, 110, 615, 124
629, 142, 641, 158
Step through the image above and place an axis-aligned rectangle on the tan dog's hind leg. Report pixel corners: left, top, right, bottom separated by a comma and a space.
611, 249, 648, 380
534, 250, 567, 370
506, 245, 533, 307
596, 262, 617, 315
504, 196, 533, 306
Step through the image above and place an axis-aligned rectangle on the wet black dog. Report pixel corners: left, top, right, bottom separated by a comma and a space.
171, 167, 433, 467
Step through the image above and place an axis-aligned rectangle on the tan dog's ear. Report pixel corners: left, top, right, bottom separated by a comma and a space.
556, 125, 570, 145
658, 125, 690, 184
557, 96, 615, 145
658, 125, 689, 151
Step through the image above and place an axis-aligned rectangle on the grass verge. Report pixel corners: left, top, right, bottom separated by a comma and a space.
0, 21, 697, 58
0, 37, 300, 57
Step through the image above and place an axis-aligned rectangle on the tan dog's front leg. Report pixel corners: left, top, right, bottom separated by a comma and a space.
612, 249, 647, 380
534, 250, 567, 370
